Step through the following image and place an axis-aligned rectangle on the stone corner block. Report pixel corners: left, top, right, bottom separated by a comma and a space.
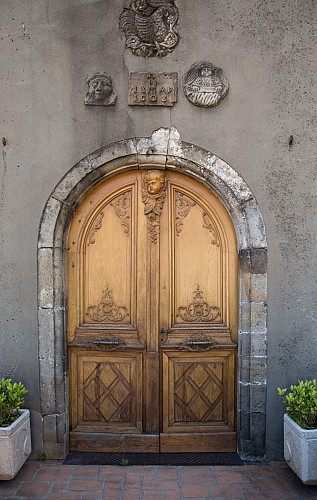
212, 158, 253, 204
43, 413, 68, 459
243, 199, 267, 248
38, 248, 54, 309
38, 197, 64, 248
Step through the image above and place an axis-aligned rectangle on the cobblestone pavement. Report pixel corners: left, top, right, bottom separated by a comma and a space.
0, 460, 317, 499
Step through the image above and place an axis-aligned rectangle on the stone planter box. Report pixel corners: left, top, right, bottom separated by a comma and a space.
284, 413, 317, 485
0, 409, 31, 480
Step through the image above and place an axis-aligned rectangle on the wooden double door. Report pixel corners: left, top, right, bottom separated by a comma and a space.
68, 169, 238, 452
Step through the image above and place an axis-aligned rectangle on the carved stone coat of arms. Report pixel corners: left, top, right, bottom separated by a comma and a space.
119, 0, 179, 57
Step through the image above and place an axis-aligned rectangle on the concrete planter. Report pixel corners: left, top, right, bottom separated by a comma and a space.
284, 413, 317, 485
0, 409, 31, 480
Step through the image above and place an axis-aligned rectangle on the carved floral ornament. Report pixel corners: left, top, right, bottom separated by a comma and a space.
174, 191, 220, 245
110, 192, 131, 236
119, 0, 179, 58
87, 193, 131, 246
86, 288, 129, 323
177, 287, 221, 323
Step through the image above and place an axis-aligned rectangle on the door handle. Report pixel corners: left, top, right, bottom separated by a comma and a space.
185, 339, 216, 347
182, 337, 218, 351
90, 338, 126, 351
92, 339, 121, 346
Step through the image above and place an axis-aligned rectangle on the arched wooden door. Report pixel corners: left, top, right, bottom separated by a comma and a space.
68, 169, 238, 452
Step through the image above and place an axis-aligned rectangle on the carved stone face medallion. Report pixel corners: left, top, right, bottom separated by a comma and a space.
119, 0, 179, 57
184, 62, 229, 107
85, 73, 117, 106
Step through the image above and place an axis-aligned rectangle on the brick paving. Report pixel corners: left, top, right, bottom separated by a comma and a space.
0, 460, 317, 499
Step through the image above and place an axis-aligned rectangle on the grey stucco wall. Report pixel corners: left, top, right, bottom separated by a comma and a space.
0, 0, 316, 459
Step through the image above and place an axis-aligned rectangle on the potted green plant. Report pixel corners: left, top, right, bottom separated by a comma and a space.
278, 379, 317, 485
0, 366, 31, 480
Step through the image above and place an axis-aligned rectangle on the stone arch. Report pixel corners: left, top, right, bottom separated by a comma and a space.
38, 128, 267, 460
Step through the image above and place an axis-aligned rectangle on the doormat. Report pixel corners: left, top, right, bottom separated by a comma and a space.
64, 452, 243, 466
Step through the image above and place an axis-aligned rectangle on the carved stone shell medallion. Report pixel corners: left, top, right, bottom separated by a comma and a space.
184, 62, 229, 108
119, 0, 179, 58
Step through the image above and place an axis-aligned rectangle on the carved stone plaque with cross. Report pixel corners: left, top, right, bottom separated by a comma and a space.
128, 72, 178, 107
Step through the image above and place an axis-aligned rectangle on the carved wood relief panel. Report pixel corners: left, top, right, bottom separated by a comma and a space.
169, 184, 225, 330
83, 190, 134, 327
68, 176, 140, 339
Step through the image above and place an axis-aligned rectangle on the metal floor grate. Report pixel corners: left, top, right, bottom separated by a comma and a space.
64, 452, 243, 466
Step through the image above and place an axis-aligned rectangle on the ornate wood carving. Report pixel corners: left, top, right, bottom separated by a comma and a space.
141, 170, 167, 243
87, 211, 104, 245
110, 192, 131, 236
177, 287, 220, 323
119, 0, 179, 58
175, 191, 196, 235
86, 288, 129, 323
202, 212, 220, 246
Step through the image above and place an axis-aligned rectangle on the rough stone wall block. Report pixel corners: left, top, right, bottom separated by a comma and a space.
53, 248, 65, 310
38, 309, 56, 414
38, 248, 54, 309
251, 302, 267, 334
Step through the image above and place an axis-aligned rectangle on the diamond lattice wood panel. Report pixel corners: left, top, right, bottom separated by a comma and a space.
70, 350, 143, 434
163, 350, 235, 433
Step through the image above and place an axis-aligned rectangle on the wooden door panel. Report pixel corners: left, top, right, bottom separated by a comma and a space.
83, 191, 134, 328
162, 350, 235, 432
160, 177, 237, 346
68, 174, 142, 341
172, 188, 223, 329
70, 350, 143, 434
161, 349, 236, 452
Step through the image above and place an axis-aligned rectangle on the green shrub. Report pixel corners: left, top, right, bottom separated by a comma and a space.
278, 380, 317, 429
0, 377, 28, 427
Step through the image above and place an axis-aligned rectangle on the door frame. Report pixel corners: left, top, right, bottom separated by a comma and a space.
38, 127, 267, 460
